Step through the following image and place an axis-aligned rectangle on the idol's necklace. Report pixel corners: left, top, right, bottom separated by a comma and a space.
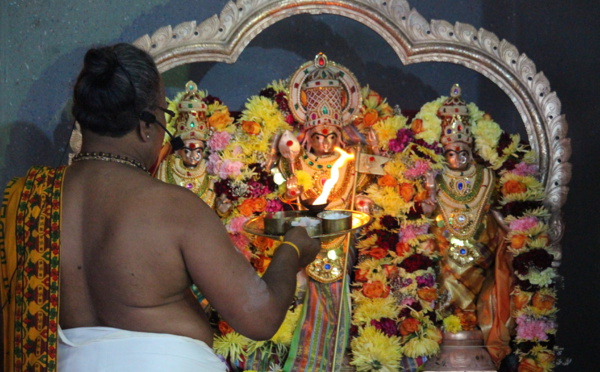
72, 152, 149, 173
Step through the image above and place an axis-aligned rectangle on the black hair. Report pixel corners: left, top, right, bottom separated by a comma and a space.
72, 43, 160, 137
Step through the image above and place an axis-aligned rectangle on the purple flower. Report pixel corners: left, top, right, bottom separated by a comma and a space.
370, 318, 399, 337
416, 273, 435, 288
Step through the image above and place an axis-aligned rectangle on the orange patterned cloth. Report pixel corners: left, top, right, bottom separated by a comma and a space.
1, 166, 65, 372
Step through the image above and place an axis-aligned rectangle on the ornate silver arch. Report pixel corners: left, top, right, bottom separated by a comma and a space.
134, 0, 570, 256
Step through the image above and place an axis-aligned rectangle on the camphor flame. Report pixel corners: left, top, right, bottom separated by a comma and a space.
313, 147, 354, 205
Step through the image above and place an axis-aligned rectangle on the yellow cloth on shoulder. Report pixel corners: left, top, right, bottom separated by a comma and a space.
1, 166, 66, 372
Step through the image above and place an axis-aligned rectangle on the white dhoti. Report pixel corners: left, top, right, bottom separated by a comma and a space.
58, 326, 228, 372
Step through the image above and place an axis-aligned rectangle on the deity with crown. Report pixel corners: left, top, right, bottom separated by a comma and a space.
156, 81, 216, 208
270, 53, 375, 371
423, 85, 513, 370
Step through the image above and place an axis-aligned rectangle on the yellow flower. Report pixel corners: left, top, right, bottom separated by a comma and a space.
213, 331, 251, 361
295, 170, 314, 191
351, 296, 399, 326
414, 97, 445, 144
472, 118, 502, 149
270, 305, 303, 346
350, 326, 403, 372
443, 315, 462, 333
373, 115, 408, 150
365, 184, 409, 216
402, 327, 441, 358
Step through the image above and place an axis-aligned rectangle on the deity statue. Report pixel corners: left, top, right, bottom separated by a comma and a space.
273, 53, 374, 371
424, 85, 513, 370
156, 81, 216, 208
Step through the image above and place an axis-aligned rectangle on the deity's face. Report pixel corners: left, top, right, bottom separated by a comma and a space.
444, 142, 473, 171
177, 139, 205, 168
308, 125, 342, 156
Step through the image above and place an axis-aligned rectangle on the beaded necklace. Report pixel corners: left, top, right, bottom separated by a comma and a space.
72, 152, 149, 173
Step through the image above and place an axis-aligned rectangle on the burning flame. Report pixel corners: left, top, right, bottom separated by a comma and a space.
313, 147, 354, 205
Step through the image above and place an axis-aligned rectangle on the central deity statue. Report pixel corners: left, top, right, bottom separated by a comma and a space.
276, 53, 372, 371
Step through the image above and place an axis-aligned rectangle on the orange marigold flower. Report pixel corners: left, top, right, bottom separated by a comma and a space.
253, 197, 267, 213
502, 180, 527, 195
362, 109, 380, 127
355, 269, 368, 282
378, 174, 398, 187
532, 292, 556, 312
414, 189, 429, 202
510, 234, 528, 250
395, 242, 412, 258
366, 247, 389, 260
253, 236, 273, 251
362, 281, 390, 299
383, 264, 399, 278
417, 287, 438, 302
399, 317, 420, 336
398, 183, 415, 202
518, 358, 544, 372
241, 120, 261, 135
218, 321, 234, 335
411, 118, 424, 134
238, 199, 256, 216
455, 309, 477, 331
208, 110, 233, 131
513, 289, 532, 311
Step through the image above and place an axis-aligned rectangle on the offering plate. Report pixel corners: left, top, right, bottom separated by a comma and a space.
243, 210, 372, 240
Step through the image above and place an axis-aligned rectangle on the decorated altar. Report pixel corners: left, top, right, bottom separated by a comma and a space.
123, 1, 570, 371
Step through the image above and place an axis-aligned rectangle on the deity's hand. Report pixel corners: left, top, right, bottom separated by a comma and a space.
284, 176, 303, 201
216, 194, 233, 217
283, 227, 321, 268
355, 195, 374, 214
366, 128, 380, 155
491, 209, 510, 232
278, 130, 301, 162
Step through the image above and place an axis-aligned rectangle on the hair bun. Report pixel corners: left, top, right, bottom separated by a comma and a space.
84, 48, 119, 82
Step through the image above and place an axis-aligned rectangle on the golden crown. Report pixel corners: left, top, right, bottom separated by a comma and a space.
438, 84, 473, 146
173, 81, 210, 141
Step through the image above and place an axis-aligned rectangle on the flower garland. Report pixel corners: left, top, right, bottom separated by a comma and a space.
498, 156, 559, 372
349, 87, 445, 371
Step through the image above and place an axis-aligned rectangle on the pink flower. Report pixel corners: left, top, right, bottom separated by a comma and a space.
509, 216, 539, 232
400, 297, 417, 307
227, 216, 248, 234
218, 160, 243, 179
405, 160, 431, 179
230, 233, 252, 260
266, 199, 284, 213
208, 131, 231, 151
206, 152, 222, 175
511, 162, 538, 177
399, 224, 430, 243
516, 315, 555, 341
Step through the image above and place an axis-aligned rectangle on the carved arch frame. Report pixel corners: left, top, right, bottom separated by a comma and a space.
134, 0, 571, 257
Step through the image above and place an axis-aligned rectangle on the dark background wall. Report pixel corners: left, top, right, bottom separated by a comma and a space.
1, 1, 597, 369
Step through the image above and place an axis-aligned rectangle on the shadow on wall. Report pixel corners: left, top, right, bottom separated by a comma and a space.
0, 109, 74, 186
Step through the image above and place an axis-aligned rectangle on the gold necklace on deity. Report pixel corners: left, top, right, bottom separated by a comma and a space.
72, 152, 149, 173
436, 164, 494, 241
165, 155, 211, 199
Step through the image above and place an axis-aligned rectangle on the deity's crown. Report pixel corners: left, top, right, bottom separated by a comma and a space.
438, 84, 473, 146
173, 81, 210, 142
302, 53, 345, 129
